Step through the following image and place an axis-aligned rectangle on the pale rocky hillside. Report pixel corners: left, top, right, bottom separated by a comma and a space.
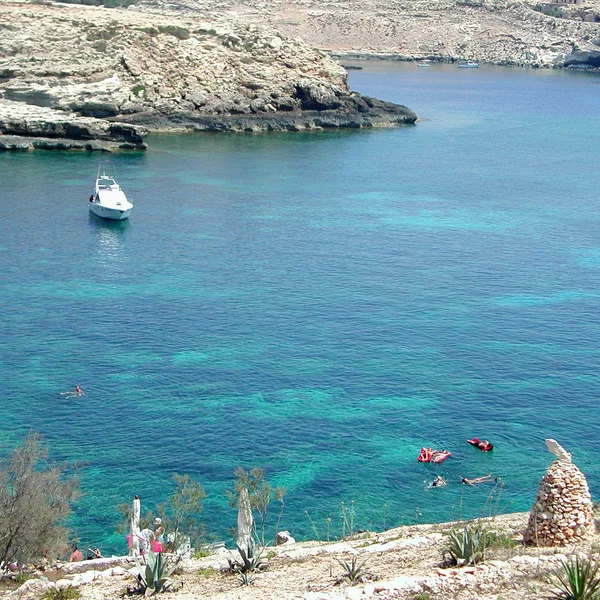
136, 0, 600, 67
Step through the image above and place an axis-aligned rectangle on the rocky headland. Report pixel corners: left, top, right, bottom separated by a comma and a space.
0, 0, 416, 151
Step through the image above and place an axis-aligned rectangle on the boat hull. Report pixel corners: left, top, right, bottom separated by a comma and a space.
89, 203, 131, 220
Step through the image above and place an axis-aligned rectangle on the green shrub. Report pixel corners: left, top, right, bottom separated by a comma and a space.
482, 530, 519, 550
0, 434, 79, 566
550, 556, 600, 600
196, 567, 217, 578
157, 25, 190, 40
41, 587, 80, 600
532, 3, 564, 18
131, 84, 146, 97
135, 27, 159, 36
12, 572, 33, 585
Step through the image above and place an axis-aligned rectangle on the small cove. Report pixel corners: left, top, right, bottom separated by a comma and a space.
0, 62, 599, 553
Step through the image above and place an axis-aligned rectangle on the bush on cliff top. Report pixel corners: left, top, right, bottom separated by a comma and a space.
0, 433, 80, 566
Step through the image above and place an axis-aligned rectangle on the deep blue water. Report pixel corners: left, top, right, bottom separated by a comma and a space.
1, 62, 599, 554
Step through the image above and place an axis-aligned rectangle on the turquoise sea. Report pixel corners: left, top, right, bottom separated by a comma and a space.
1, 61, 599, 553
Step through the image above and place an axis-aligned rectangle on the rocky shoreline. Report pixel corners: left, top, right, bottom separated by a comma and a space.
114, 93, 416, 132
3, 512, 599, 600
0, 101, 148, 151
330, 50, 600, 70
2, 0, 599, 151
0, 0, 416, 151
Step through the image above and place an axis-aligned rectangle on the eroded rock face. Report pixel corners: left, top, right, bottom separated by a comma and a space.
523, 454, 595, 547
0, 100, 148, 150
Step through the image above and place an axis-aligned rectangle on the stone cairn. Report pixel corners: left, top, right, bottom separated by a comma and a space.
523, 439, 595, 546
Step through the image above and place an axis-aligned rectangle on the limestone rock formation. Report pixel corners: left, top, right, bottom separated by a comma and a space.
0, 0, 416, 148
523, 440, 594, 546
275, 530, 296, 545
0, 100, 147, 150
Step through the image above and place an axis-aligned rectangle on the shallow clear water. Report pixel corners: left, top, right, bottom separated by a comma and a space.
1, 62, 599, 553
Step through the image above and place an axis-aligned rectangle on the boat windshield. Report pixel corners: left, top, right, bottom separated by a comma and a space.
98, 178, 116, 188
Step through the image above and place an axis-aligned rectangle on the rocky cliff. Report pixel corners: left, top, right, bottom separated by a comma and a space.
0, 0, 416, 150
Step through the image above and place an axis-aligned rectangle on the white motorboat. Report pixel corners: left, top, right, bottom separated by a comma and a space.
89, 169, 133, 220
458, 61, 479, 68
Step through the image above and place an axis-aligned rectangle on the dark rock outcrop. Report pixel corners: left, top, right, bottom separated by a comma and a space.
0, 100, 148, 151
118, 92, 416, 131
564, 50, 600, 68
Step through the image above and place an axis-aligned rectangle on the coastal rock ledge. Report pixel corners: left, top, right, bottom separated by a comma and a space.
0, 1, 416, 150
0, 101, 148, 151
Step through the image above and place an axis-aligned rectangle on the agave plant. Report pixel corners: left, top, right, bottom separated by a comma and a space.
550, 556, 600, 600
236, 539, 266, 573
336, 555, 370, 585
448, 527, 486, 567
134, 551, 180, 596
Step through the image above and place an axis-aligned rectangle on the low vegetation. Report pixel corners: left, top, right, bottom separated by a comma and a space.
55, 0, 138, 7
41, 587, 80, 600
157, 26, 190, 40
335, 555, 372, 585
550, 556, 600, 600
226, 538, 267, 586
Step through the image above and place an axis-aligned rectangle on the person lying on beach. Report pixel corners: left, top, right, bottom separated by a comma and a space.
461, 473, 492, 486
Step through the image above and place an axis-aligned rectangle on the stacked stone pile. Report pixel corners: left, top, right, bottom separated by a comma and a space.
523, 439, 595, 546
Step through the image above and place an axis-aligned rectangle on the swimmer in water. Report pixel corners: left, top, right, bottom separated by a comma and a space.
461, 473, 492, 486
61, 385, 85, 397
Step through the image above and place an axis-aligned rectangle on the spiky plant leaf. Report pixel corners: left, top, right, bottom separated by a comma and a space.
448, 527, 485, 567
551, 556, 600, 600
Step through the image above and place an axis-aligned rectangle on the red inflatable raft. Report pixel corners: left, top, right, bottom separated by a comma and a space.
466, 438, 494, 452
418, 447, 452, 463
